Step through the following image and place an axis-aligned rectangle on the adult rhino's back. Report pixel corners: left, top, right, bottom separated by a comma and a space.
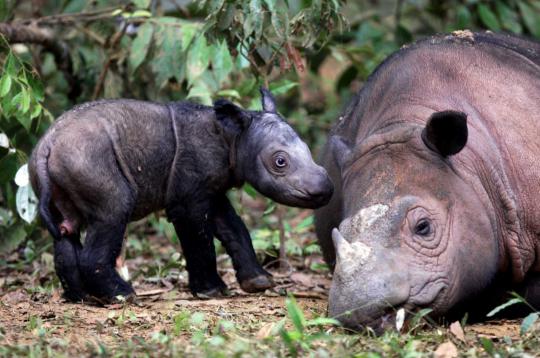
315, 31, 540, 330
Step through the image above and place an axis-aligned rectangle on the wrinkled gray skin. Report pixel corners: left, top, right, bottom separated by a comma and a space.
29, 88, 333, 302
315, 32, 540, 331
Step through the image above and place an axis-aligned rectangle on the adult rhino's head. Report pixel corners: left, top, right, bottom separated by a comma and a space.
214, 88, 333, 209
328, 111, 498, 331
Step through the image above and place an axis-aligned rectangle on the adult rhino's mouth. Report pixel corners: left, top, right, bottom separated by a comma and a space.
409, 278, 450, 315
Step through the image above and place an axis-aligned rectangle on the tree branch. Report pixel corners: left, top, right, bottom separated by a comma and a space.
0, 22, 80, 100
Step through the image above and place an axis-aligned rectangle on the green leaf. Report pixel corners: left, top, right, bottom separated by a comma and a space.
204, 0, 225, 14
295, 215, 313, 231
64, 0, 86, 13
187, 82, 213, 105
5, 52, 17, 77
395, 24, 412, 46
409, 308, 433, 329
305, 317, 340, 327
480, 337, 494, 355
217, 4, 235, 30
0, 222, 26, 253
186, 35, 210, 85
486, 297, 522, 317
216, 89, 241, 99
133, 0, 151, 9
456, 5, 471, 29
27, 74, 44, 101
129, 22, 154, 74
477, 4, 501, 31
269, 80, 298, 95
212, 40, 233, 86
495, 1, 522, 33
181, 24, 197, 51
270, 4, 289, 41
250, 0, 263, 41
521, 312, 538, 335
0, 153, 20, 184
518, 1, 540, 37
286, 296, 306, 334
152, 26, 183, 87
20, 88, 31, 114
16, 184, 38, 224
30, 104, 42, 119
0, 74, 12, 96
243, 183, 258, 198
130, 10, 152, 18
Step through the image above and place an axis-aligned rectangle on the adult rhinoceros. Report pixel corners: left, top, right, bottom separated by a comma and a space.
315, 31, 540, 330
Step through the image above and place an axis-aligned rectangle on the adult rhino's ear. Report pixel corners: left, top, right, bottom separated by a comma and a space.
330, 135, 352, 170
214, 99, 252, 134
422, 110, 468, 157
260, 87, 277, 113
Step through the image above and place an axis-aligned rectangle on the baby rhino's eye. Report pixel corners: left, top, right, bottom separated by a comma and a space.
275, 156, 287, 168
272, 152, 289, 170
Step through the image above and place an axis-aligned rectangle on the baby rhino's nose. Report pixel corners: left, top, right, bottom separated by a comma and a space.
303, 168, 334, 207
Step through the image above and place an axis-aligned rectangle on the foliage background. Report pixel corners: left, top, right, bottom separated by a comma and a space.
0, 0, 539, 271
1, 0, 540, 356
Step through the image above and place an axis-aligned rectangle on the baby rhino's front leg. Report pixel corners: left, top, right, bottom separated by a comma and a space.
213, 195, 274, 293
167, 203, 227, 298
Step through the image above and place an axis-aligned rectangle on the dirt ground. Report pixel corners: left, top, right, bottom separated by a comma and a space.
0, 245, 333, 355
0, 229, 533, 356
0, 258, 527, 356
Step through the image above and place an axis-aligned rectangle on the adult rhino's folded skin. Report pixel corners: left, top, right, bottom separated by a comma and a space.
314, 31, 540, 331
29, 87, 333, 303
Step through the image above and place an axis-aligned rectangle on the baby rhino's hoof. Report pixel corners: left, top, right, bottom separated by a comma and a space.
240, 275, 274, 293
194, 287, 231, 299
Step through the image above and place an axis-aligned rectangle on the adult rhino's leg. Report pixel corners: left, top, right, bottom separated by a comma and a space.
212, 195, 273, 293
523, 274, 540, 310
314, 151, 343, 270
167, 202, 227, 298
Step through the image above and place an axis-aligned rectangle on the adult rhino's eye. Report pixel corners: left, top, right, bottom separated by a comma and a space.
414, 219, 432, 236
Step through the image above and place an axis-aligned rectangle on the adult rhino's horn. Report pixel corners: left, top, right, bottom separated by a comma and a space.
332, 228, 352, 265
260, 87, 277, 113
332, 228, 372, 268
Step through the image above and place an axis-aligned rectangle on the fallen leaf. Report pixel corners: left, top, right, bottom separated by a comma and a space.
434, 341, 458, 358
256, 322, 276, 339
450, 321, 466, 342
136, 288, 172, 297
395, 308, 405, 331
290, 272, 314, 287
470, 320, 520, 339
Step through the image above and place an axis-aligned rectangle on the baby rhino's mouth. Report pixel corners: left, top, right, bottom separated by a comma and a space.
288, 187, 332, 208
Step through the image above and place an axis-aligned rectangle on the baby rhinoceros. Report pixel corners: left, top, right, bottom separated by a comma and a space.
29, 88, 333, 303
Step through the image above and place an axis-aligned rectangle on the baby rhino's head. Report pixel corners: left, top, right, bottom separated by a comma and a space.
214, 88, 333, 209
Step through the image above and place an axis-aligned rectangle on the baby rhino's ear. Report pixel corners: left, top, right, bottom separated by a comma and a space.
214, 100, 252, 134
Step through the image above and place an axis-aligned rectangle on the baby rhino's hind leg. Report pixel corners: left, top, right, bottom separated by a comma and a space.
54, 234, 88, 301
50, 186, 88, 301
49, 135, 135, 303
78, 219, 135, 302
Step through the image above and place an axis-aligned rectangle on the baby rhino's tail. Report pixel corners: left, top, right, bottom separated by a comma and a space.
29, 138, 61, 240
